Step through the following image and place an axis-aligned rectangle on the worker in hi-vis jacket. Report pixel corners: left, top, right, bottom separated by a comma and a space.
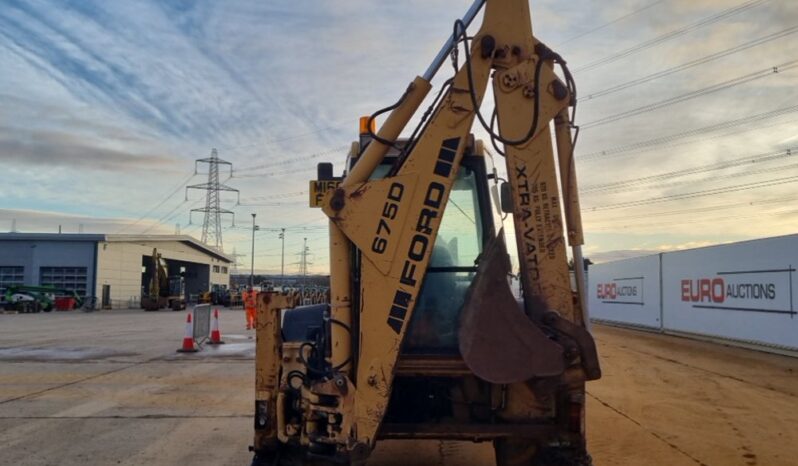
244, 287, 257, 330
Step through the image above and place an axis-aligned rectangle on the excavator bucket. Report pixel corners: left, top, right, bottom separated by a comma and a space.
458, 231, 565, 384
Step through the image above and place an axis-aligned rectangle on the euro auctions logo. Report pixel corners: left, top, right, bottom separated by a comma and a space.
680, 278, 775, 304
596, 277, 644, 305
597, 283, 639, 300
680, 267, 795, 316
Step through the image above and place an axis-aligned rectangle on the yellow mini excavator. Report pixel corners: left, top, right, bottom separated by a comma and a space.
252, 0, 601, 464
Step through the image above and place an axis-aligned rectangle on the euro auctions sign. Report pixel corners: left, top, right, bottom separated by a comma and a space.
588, 255, 661, 328
589, 236, 798, 350
596, 278, 644, 305
680, 269, 794, 315
662, 236, 798, 350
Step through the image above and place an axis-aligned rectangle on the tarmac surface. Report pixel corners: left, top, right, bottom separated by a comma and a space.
0, 308, 796, 465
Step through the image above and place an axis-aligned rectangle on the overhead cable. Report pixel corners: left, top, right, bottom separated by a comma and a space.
581, 59, 798, 129
557, 0, 667, 47
574, 0, 770, 73
578, 105, 798, 160
581, 147, 796, 193
585, 173, 798, 211
581, 25, 798, 101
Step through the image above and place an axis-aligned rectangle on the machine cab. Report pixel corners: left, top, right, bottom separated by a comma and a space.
314, 134, 498, 358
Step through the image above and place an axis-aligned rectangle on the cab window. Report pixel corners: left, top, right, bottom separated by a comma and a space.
405, 166, 485, 353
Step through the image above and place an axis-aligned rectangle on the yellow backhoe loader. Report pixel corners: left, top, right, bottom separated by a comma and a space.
252, 0, 601, 464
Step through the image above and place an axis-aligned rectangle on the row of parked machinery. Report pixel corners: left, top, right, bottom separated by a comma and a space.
1, 285, 87, 313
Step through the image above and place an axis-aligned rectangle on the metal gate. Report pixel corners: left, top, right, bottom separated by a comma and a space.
192, 304, 212, 345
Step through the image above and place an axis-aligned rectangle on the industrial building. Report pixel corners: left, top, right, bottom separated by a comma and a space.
0, 233, 232, 308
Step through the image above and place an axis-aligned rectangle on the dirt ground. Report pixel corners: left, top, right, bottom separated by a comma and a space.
585, 326, 797, 466
0, 310, 796, 465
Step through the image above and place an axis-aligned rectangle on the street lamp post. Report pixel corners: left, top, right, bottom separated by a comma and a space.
302, 237, 308, 285
250, 213, 258, 288
279, 228, 286, 286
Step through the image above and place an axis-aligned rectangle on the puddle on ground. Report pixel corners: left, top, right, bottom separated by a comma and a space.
165, 341, 255, 360
200, 342, 254, 355
0, 346, 138, 361
221, 334, 253, 340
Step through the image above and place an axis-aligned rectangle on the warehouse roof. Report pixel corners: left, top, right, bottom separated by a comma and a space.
0, 233, 106, 242
0, 233, 232, 263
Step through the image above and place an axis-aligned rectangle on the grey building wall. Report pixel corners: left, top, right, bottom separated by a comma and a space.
0, 234, 232, 304
0, 240, 97, 294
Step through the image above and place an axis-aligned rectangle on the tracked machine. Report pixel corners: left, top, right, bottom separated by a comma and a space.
141, 248, 185, 311
252, 0, 601, 464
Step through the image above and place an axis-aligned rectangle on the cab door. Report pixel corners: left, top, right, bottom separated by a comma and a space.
403, 156, 496, 354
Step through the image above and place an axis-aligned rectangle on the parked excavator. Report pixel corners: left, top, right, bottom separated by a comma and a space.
141, 248, 185, 311
252, 0, 600, 464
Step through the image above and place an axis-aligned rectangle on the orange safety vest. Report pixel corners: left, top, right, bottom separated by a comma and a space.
244, 290, 257, 309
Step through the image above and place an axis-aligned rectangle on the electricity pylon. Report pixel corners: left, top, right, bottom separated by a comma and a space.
186, 148, 239, 251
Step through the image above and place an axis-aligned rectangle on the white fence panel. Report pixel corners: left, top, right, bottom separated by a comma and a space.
662, 235, 798, 350
588, 255, 661, 329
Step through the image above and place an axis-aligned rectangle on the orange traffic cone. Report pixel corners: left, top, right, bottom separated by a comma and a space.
208, 308, 225, 345
177, 312, 198, 353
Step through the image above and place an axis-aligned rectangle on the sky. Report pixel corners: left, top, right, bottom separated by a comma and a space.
1, 0, 797, 273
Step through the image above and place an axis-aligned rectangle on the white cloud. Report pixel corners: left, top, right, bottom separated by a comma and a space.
1, 0, 796, 272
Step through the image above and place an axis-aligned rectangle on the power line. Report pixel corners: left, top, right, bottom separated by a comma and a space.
240, 191, 306, 202
225, 225, 327, 232
237, 201, 305, 207
574, 0, 770, 73
142, 191, 223, 235
581, 147, 796, 193
585, 173, 798, 212
588, 160, 798, 196
251, 218, 328, 234
586, 205, 798, 231
112, 172, 195, 234
260, 226, 327, 231
139, 199, 190, 234
233, 166, 316, 179
578, 104, 798, 160
143, 180, 235, 235
166, 196, 229, 230
234, 145, 349, 172
581, 25, 798, 102
581, 59, 798, 129
583, 193, 798, 223
557, 0, 667, 47
247, 231, 329, 255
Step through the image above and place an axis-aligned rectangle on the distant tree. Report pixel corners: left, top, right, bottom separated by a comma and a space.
568, 257, 593, 271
